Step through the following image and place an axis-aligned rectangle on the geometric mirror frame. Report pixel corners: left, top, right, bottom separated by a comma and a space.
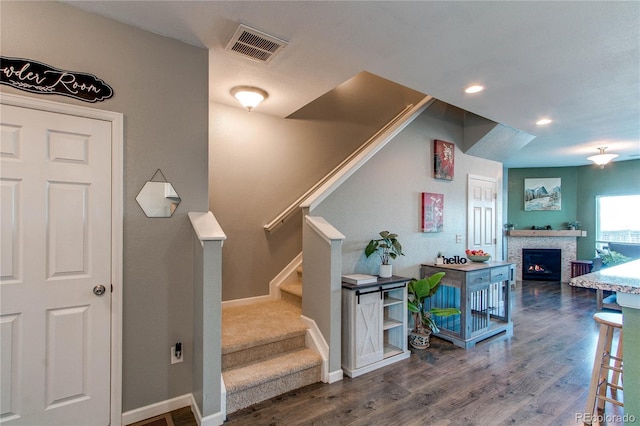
135, 169, 181, 218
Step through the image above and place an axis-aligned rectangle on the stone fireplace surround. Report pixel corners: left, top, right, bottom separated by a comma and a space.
506, 231, 585, 283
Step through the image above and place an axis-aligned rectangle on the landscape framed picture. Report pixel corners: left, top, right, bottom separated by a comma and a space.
524, 177, 561, 211
421, 192, 444, 233
434, 140, 454, 180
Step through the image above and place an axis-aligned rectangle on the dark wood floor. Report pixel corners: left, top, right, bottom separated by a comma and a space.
179, 281, 625, 425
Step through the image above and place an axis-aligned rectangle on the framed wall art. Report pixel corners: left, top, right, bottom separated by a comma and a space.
434, 140, 454, 180
421, 192, 444, 233
524, 177, 561, 211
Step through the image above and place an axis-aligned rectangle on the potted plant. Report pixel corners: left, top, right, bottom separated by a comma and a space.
504, 223, 516, 231
597, 248, 631, 267
435, 251, 444, 265
407, 272, 461, 349
565, 220, 581, 230
365, 230, 404, 278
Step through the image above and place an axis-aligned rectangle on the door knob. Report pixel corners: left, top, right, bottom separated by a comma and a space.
93, 285, 107, 296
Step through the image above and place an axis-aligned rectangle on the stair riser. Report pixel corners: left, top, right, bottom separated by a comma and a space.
222, 334, 306, 370
226, 364, 321, 414
280, 291, 302, 308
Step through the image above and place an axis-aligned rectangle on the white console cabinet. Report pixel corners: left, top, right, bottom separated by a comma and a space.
341, 276, 411, 378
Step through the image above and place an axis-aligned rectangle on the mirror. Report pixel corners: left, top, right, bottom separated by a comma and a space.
136, 171, 181, 218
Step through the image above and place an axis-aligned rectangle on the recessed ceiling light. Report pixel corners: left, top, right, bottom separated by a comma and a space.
464, 85, 484, 94
536, 118, 552, 126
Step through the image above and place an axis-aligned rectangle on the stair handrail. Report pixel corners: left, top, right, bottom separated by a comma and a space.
301, 95, 435, 212
264, 101, 427, 233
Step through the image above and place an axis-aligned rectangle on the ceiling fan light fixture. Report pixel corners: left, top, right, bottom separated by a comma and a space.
587, 147, 618, 168
230, 86, 268, 111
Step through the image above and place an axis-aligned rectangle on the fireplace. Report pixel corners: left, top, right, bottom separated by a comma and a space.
522, 248, 561, 281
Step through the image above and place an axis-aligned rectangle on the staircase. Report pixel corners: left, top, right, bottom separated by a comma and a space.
221, 297, 321, 414
279, 266, 303, 307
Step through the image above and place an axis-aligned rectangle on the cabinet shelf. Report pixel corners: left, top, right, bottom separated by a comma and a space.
383, 344, 403, 359
383, 318, 402, 330
383, 295, 402, 307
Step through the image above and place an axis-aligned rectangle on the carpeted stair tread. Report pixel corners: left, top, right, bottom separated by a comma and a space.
222, 300, 306, 354
223, 348, 321, 393
222, 333, 306, 370
280, 281, 302, 298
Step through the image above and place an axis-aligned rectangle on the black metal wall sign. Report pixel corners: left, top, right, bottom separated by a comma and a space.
442, 256, 467, 264
0, 56, 113, 103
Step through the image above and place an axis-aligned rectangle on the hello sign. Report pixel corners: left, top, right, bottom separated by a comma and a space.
0, 56, 113, 103
442, 256, 467, 264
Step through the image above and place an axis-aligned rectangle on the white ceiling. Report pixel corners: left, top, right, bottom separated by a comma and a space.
64, 1, 640, 168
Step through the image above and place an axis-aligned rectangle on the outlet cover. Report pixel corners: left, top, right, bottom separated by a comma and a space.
171, 346, 183, 364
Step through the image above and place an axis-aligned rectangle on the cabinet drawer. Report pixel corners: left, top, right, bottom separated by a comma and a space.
467, 270, 490, 285
490, 266, 509, 283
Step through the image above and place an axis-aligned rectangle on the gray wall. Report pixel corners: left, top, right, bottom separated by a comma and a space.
312, 104, 504, 280
1, 2, 209, 412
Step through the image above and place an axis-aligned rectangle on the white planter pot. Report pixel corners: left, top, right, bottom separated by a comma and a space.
435, 257, 444, 265
379, 264, 392, 278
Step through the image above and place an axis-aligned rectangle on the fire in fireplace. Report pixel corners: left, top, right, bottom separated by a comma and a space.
522, 248, 561, 281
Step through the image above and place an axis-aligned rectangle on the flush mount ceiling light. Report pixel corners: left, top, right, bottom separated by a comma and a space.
536, 118, 552, 126
230, 86, 268, 112
464, 85, 484, 94
587, 147, 619, 168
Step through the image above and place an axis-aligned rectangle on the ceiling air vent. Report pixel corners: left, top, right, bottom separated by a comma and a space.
225, 24, 287, 64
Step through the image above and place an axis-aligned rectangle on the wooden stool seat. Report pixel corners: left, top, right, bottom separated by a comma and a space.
594, 312, 622, 329
583, 312, 623, 425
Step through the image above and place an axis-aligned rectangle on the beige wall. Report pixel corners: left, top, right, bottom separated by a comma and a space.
209, 73, 425, 300
1, 1, 209, 412
312, 105, 504, 279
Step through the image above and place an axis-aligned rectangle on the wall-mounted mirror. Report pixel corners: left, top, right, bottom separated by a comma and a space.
136, 170, 181, 218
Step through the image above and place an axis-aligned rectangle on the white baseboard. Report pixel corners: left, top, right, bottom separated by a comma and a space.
121, 393, 226, 426
300, 314, 339, 384
121, 394, 192, 425
189, 393, 225, 426
221, 294, 273, 308
269, 252, 303, 298
328, 369, 344, 384
223, 252, 303, 308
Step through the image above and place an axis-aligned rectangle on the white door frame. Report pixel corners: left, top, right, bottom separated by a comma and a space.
0, 92, 124, 426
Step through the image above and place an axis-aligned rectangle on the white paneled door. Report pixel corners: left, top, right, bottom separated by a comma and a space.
1, 104, 112, 425
467, 175, 497, 259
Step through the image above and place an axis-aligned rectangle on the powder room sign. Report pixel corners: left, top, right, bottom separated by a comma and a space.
0, 56, 114, 103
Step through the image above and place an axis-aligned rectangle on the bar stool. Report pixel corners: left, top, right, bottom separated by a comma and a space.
571, 260, 593, 278
583, 312, 623, 425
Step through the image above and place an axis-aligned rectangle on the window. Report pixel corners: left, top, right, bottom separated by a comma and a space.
596, 194, 640, 246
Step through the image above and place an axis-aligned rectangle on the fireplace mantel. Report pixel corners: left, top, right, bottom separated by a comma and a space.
506, 230, 586, 237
